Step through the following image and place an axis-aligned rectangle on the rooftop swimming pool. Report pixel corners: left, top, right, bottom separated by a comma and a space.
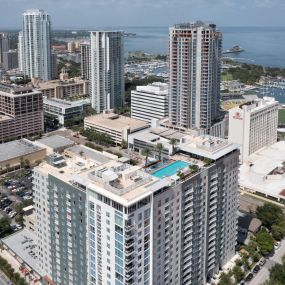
152, 160, 190, 179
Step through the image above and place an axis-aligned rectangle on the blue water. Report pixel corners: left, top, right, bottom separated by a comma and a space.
152, 160, 189, 179
123, 26, 285, 68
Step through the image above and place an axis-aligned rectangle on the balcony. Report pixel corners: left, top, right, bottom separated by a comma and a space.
125, 238, 135, 248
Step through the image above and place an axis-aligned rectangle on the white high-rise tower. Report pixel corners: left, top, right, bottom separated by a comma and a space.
19, 9, 52, 81
90, 31, 124, 112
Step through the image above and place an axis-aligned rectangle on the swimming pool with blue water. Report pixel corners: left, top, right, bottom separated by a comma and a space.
152, 160, 189, 179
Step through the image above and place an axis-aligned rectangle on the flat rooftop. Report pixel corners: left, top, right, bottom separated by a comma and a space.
233, 96, 278, 113
36, 135, 75, 150
43, 98, 90, 108
129, 126, 238, 160
135, 82, 168, 95
85, 112, 148, 132
179, 134, 239, 160
2, 229, 44, 276
0, 139, 45, 162
239, 141, 285, 200
36, 151, 167, 206
0, 83, 40, 97
65, 145, 111, 164
37, 78, 87, 89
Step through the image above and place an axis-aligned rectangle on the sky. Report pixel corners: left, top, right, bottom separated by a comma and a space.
0, 0, 284, 29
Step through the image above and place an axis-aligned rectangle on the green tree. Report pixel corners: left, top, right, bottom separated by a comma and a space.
272, 222, 285, 241
218, 272, 234, 285
121, 139, 128, 149
256, 203, 285, 230
255, 229, 274, 256
266, 256, 285, 284
189, 164, 199, 173
232, 265, 245, 283
155, 143, 164, 161
169, 138, 178, 154
142, 148, 152, 166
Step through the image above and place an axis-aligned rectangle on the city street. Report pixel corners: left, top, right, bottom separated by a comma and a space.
0, 271, 11, 285
249, 239, 285, 285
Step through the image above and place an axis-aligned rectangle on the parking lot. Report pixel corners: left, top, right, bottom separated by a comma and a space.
0, 169, 33, 229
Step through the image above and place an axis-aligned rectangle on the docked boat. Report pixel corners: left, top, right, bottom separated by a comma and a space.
223, 45, 245, 54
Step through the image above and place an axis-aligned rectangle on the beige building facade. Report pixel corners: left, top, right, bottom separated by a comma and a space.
0, 84, 44, 143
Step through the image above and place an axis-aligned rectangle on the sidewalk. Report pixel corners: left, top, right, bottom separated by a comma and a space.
0, 249, 40, 285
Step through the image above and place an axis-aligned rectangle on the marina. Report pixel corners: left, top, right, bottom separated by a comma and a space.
125, 60, 168, 78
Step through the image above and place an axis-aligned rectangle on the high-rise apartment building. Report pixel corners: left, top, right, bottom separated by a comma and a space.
51, 52, 58, 79
0, 33, 10, 65
0, 83, 44, 143
80, 43, 90, 80
3, 50, 18, 70
34, 132, 239, 285
228, 96, 278, 162
19, 9, 52, 80
131, 82, 169, 123
90, 31, 124, 112
33, 146, 112, 285
169, 22, 222, 131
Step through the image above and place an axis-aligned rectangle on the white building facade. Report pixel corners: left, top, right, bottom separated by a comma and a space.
131, 82, 169, 124
169, 22, 222, 131
90, 31, 124, 113
228, 96, 278, 162
19, 9, 52, 81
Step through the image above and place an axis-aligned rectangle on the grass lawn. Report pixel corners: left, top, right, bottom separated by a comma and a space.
278, 109, 285, 124
221, 73, 233, 81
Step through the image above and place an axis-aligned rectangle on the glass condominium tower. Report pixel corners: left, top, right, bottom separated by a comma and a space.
169, 22, 222, 131
90, 31, 124, 113
19, 9, 52, 81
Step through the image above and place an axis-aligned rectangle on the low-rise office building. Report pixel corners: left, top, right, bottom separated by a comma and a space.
84, 110, 148, 145
35, 135, 75, 154
0, 83, 44, 143
228, 97, 278, 162
43, 97, 90, 125
131, 82, 169, 123
0, 139, 46, 173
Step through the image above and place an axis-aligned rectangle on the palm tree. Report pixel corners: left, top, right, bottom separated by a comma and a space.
169, 138, 178, 154
155, 143, 164, 161
142, 148, 152, 166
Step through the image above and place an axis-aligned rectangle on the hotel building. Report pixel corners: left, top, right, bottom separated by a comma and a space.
228, 96, 278, 162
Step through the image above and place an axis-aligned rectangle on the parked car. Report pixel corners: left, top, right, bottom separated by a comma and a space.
260, 258, 266, 266
15, 224, 22, 230
23, 196, 32, 200
253, 265, 260, 273
245, 273, 253, 282
8, 211, 16, 218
